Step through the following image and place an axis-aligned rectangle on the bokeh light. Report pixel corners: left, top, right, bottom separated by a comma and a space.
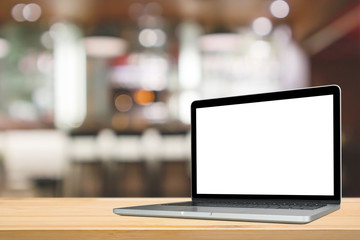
134, 89, 155, 105
83, 36, 127, 58
143, 102, 168, 121
139, 28, 166, 47
23, 3, 42, 22
249, 40, 271, 59
252, 17, 272, 36
40, 31, 54, 49
11, 4, 26, 22
270, 0, 290, 19
0, 38, 10, 58
115, 94, 133, 112
111, 113, 130, 130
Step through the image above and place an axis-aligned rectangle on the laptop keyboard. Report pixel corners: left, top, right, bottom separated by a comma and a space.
162, 201, 326, 210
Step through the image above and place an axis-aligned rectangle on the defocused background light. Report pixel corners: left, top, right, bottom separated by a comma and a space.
52, 22, 87, 129
273, 24, 292, 43
128, 3, 144, 20
18, 54, 37, 74
32, 87, 53, 112
249, 40, 271, 59
178, 21, 202, 89
153, 29, 166, 47
134, 90, 155, 106
0, 38, 10, 58
252, 17, 272, 36
36, 53, 53, 74
143, 102, 168, 122
139, 28, 166, 48
83, 36, 127, 58
112, 113, 130, 130
9, 100, 37, 121
23, 3, 42, 22
179, 91, 199, 124
139, 55, 168, 91
139, 29, 157, 47
115, 94, 133, 112
11, 4, 26, 22
270, 0, 290, 19
200, 33, 239, 52
144, 2, 163, 16
40, 31, 54, 49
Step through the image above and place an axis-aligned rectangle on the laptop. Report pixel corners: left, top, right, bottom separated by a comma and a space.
114, 85, 341, 223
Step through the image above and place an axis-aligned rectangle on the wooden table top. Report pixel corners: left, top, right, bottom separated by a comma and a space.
1, 198, 359, 240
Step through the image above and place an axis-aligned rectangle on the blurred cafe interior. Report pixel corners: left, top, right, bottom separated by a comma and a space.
0, 0, 359, 197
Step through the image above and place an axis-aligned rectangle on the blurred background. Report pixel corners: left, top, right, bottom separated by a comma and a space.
0, 0, 358, 197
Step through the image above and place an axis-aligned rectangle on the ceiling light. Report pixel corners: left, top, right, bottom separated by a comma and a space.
139, 28, 167, 48
23, 3, 42, 22
252, 17, 272, 36
83, 36, 127, 58
270, 0, 290, 19
11, 4, 26, 22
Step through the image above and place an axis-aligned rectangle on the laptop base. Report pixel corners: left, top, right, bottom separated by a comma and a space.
114, 203, 340, 224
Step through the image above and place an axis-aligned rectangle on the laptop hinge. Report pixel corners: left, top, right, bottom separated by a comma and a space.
191, 198, 340, 204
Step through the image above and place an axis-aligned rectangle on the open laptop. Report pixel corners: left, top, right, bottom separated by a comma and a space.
114, 85, 341, 223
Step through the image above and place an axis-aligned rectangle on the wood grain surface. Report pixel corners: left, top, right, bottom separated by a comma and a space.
0, 198, 359, 240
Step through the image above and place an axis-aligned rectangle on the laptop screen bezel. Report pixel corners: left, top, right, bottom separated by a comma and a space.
190, 85, 341, 201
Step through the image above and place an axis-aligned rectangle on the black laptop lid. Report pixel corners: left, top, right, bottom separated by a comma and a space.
191, 85, 341, 201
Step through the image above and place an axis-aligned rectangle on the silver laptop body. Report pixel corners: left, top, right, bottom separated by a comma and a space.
114, 85, 341, 223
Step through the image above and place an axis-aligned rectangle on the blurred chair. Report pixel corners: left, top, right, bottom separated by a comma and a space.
67, 133, 102, 197
160, 134, 191, 197
0, 132, 5, 194
3, 130, 68, 197
141, 128, 163, 196
96, 129, 117, 196
111, 134, 146, 197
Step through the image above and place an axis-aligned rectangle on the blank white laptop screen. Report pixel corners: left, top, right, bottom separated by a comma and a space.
196, 95, 334, 196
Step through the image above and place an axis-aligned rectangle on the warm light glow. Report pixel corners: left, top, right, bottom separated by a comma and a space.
23, 3, 42, 22
270, 0, 290, 19
111, 113, 130, 130
115, 94, 133, 112
252, 17, 272, 36
83, 36, 127, 58
11, 4, 26, 22
134, 89, 155, 105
